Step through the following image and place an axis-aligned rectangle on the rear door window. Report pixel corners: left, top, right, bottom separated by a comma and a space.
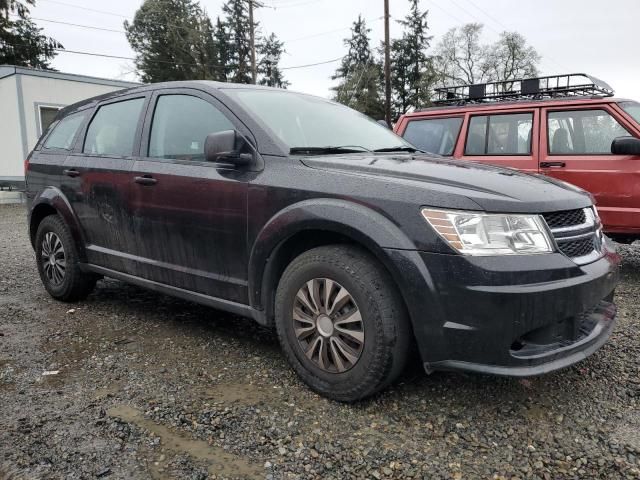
548, 109, 630, 155
148, 94, 234, 161
465, 113, 533, 156
83, 98, 145, 157
42, 112, 86, 151
402, 117, 462, 155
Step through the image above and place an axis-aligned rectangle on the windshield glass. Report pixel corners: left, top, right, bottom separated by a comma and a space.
619, 101, 640, 124
224, 89, 411, 153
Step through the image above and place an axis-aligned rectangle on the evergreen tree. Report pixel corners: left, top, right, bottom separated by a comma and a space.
125, 0, 220, 83
212, 16, 231, 82
197, 15, 221, 80
257, 32, 288, 88
332, 16, 384, 120
0, 0, 62, 69
222, 0, 252, 84
389, 37, 411, 118
391, 0, 434, 116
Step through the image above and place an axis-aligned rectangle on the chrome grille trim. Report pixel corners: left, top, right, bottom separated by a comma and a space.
542, 207, 604, 265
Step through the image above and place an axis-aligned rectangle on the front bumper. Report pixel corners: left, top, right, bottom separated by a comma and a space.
386, 239, 620, 377
428, 298, 616, 376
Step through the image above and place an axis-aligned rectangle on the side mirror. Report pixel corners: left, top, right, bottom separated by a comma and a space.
377, 119, 391, 129
204, 130, 253, 166
611, 136, 640, 156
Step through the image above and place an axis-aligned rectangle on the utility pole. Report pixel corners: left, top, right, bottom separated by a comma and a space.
383, 0, 392, 127
248, 0, 257, 84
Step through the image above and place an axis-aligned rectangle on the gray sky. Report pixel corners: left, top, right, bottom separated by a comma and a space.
30, 0, 640, 100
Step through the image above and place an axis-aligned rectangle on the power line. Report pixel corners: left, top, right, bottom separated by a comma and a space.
12, 11, 383, 47
426, 0, 572, 74
269, 0, 324, 8
422, 0, 467, 25
15, 12, 340, 44
284, 16, 382, 43
281, 55, 343, 70
4, 41, 343, 72
30, 2, 357, 46
38, 0, 128, 19
23, 16, 125, 34
458, 0, 572, 73
459, 0, 510, 30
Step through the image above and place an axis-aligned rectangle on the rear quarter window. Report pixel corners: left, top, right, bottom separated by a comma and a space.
83, 98, 145, 157
42, 112, 86, 151
402, 117, 462, 155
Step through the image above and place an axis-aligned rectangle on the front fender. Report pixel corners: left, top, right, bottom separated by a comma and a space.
249, 199, 418, 304
248, 199, 447, 360
29, 186, 87, 260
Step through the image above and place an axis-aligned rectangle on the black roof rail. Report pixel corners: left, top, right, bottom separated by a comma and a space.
432, 73, 614, 106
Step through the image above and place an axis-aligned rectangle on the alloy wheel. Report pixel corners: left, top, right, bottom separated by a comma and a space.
292, 278, 365, 373
41, 232, 66, 286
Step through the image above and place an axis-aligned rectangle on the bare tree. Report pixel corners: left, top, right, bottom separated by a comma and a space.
433, 23, 539, 87
485, 31, 540, 81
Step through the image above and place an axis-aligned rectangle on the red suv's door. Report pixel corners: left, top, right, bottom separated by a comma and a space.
540, 104, 640, 235
454, 108, 540, 173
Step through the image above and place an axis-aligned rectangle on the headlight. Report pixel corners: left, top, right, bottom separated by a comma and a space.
421, 208, 553, 255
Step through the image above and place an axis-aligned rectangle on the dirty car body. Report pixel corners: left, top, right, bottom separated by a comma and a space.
25, 81, 620, 400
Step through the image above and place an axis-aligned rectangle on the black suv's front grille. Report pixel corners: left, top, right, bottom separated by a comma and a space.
542, 208, 602, 264
542, 209, 586, 229
557, 237, 596, 258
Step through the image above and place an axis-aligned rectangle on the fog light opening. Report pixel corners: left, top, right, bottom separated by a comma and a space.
510, 339, 525, 351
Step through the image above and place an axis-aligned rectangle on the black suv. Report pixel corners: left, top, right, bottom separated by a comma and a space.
25, 82, 620, 401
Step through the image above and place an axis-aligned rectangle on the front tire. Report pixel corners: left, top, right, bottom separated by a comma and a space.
275, 245, 411, 402
35, 215, 97, 302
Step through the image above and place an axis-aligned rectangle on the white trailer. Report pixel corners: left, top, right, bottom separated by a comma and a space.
0, 65, 138, 189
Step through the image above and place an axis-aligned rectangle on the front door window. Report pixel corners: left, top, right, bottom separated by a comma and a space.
547, 109, 630, 155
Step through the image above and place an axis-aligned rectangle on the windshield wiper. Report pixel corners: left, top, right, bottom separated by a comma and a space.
290, 145, 371, 155
373, 146, 423, 153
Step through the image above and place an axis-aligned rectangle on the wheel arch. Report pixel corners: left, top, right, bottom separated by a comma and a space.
29, 187, 87, 261
249, 199, 421, 327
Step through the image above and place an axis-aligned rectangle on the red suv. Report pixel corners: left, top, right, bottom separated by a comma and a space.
395, 74, 640, 243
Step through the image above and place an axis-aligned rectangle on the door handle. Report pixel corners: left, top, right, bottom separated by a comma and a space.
63, 168, 80, 177
540, 161, 566, 168
134, 175, 157, 186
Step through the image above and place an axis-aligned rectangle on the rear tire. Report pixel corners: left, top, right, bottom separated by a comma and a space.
274, 245, 411, 402
35, 215, 97, 302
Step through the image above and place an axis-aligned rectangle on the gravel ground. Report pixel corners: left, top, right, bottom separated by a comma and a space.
0, 203, 638, 480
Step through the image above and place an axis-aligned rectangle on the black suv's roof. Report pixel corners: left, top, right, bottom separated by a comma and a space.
59, 80, 284, 117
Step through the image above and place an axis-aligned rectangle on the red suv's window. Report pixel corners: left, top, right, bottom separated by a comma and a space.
619, 101, 640, 125
465, 113, 533, 156
403, 117, 462, 155
547, 109, 630, 155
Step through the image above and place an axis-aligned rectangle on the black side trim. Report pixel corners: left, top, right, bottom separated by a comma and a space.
81, 264, 267, 325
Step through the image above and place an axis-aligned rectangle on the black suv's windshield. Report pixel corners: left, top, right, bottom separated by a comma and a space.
619, 101, 640, 124
224, 89, 412, 154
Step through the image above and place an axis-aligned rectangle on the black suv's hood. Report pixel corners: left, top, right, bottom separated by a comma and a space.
300, 153, 592, 213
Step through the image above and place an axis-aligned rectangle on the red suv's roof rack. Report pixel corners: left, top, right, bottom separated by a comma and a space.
432, 73, 614, 106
